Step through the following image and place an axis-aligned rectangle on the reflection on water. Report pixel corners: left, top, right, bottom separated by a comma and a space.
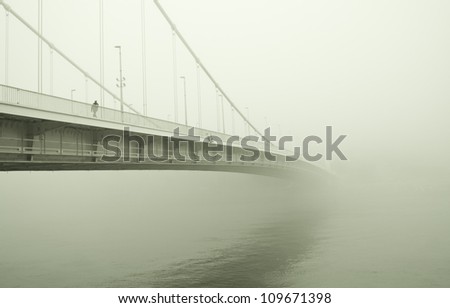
112, 215, 319, 288
102, 171, 330, 288
0, 169, 449, 287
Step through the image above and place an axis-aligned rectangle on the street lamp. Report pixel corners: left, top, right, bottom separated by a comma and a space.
231, 106, 235, 135
179, 76, 188, 125
115, 45, 125, 122
70, 89, 76, 113
219, 94, 225, 133
245, 107, 250, 135
216, 89, 220, 131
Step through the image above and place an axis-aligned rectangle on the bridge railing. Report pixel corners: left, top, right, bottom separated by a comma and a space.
0, 84, 292, 158
0, 135, 297, 172
0, 84, 174, 131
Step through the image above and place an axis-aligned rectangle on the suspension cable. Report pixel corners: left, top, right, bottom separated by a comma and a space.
99, 0, 104, 107
37, 0, 42, 93
4, 10, 9, 85
172, 30, 178, 122
0, 0, 142, 115
141, 0, 148, 116
153, 0, 265, 139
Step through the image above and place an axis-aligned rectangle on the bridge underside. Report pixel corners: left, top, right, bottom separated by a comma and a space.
0, 161, 314, 179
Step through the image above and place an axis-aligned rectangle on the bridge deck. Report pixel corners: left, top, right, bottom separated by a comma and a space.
0, 84, 325, 178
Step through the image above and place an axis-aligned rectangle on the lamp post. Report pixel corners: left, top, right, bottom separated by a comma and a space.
70, 89, 76, 113
219, 94, 225, 133
180, 76, 187, 125
115, 45, 125, 122
216, 89, 220, 131
245, 107, 250, 135
196, 63, 202, 128
231, 106, 235, 135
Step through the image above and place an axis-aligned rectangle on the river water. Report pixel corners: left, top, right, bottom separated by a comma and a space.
0, 170, 449, 287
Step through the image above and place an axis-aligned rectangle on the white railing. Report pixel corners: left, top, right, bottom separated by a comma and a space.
0, 83, 215, 137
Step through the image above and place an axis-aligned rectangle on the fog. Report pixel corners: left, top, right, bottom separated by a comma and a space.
0, 0, 449, 287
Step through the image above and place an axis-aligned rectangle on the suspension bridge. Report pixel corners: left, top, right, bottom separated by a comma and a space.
0, 0, 324, 178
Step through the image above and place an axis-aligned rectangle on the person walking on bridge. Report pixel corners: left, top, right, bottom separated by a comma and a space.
91, 100, 99, 118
